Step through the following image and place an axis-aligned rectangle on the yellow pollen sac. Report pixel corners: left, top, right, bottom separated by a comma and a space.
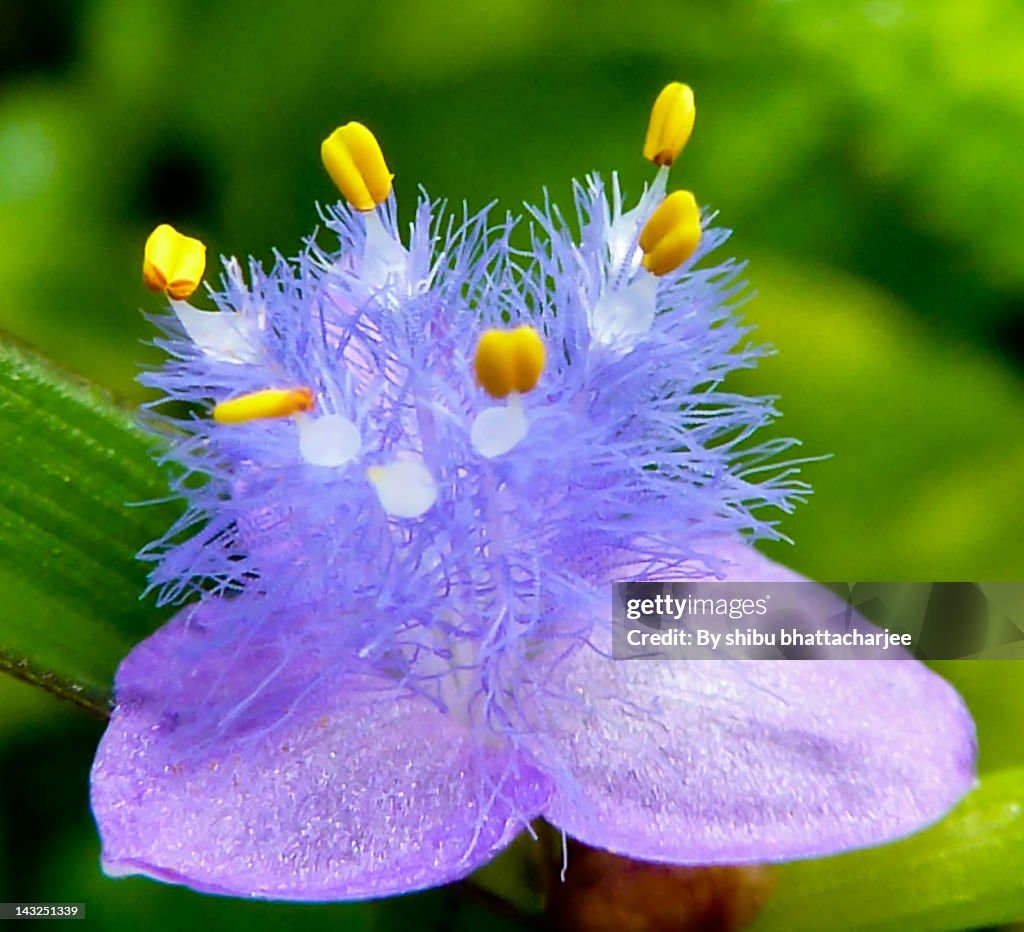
143, 224, 207, 300
643, 82, 696, 168
639, 190, 702, 277
321, 122, 394, 211
213, 387, 315, 424
474, 326, 546, 399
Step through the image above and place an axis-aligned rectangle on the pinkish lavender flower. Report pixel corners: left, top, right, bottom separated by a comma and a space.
90, 86, 976, 901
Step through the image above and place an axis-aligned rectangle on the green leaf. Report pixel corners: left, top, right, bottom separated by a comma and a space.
751, 767, 1024, 932
0, 341, 179, 711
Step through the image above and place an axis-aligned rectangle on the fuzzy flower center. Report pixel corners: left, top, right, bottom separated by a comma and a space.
138, 84, 808, 749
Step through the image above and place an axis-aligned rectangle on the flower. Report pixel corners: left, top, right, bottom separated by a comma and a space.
90, 85, 976, 901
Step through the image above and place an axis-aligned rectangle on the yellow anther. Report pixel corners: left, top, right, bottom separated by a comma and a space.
474, 326, 546, 399
639, 190, 702, 277
321, 122, 394, 211
143, 224, 207, 300
643, 82, 696, 168
213, 387, 315, 424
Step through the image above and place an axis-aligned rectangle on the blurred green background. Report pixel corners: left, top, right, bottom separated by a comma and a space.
2, 0, 1023, 928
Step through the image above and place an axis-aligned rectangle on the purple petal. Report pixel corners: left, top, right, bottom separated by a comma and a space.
91, 601, 550, 900
533, 541, 977, 863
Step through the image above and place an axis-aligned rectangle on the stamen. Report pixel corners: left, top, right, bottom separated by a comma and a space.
213, 387, 314, 424
143, 224, 206, 300
473, 326, 546, 399
643, 82, 696, 168
639, 190, 701, 276
170, 300, 260, 364
589, 272, 659, 347
297, 413, 362, 467
321, 122, 394, 212
606, 169, 669, 271
470, 393, 529, 459
367, 459, 437, 518
362, 209, 409, 291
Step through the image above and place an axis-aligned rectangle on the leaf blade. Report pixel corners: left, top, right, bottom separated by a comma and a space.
752, 767, 1024, 932
0, 341, 178, 699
